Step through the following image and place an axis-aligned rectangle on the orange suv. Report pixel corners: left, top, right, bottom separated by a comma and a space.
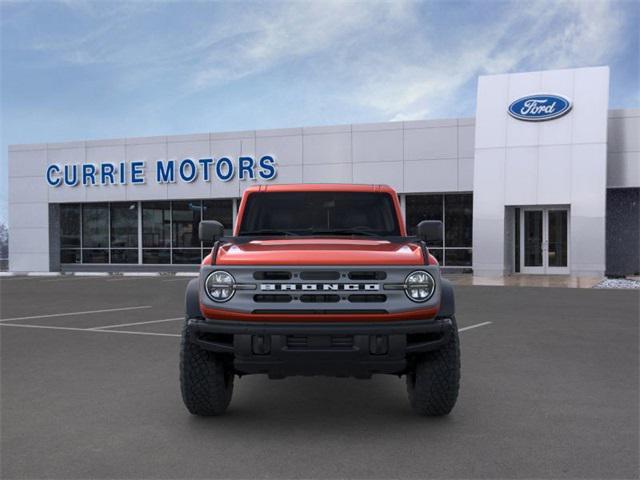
180, 184, 459, 416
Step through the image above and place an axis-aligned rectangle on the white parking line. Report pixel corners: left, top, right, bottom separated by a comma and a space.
0, 317, 493, 339
0, 323, 179, 337
0, 306, 152, 323
42, 276, 110, 283
90, 317, 183, 330
458, 321, 492, 332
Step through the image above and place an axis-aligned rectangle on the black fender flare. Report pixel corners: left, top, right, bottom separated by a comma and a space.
185, 278, 203, 319
436, 277, 455, 319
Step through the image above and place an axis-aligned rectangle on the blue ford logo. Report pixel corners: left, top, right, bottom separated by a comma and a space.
508, 94, 572, 121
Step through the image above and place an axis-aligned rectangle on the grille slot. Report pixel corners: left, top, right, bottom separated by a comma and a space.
300, 294, 340, 303
286, 335, 354, 349
348, 271, 387, 280
286, 336, 308, 348
348, 294, 387, 303
300, 270, 341, 280
331, 335, 354, 347
253, 271, 292, 280
254, 294, 292, 303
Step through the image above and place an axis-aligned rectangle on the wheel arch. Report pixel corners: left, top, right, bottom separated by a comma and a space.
185, 278, 203, 319
437, 277, 455, 319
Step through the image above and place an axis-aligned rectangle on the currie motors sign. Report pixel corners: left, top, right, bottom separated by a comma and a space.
508, 94, 572, 121
46, 155, 277, 187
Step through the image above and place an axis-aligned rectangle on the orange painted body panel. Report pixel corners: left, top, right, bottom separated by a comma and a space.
199, 184, 436, 322
200, 304, 439, 323
215, 238, 424, 266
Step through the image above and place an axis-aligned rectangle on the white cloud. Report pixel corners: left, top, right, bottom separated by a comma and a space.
7, 0, 630, 121
351, 0, 626, 121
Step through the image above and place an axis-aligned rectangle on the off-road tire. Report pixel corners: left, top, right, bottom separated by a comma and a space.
180, 322, 234, 416
406, 316, 460, 416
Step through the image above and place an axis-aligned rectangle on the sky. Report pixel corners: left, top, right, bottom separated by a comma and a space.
1, 0, 638, 225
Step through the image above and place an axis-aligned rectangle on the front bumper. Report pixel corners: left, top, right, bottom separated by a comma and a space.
187, 317, 453, 378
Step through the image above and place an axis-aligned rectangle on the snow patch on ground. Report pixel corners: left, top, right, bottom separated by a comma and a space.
593, 278, 640, 289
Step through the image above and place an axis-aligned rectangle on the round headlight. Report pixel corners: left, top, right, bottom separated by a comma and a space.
205, 271, 236, 302
404, 270, 435, 302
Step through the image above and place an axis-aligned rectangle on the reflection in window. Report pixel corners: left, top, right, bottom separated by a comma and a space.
142, 202, 171, 248
60, 249, 81, 264
82, 204, 109, 248
445, 249, 472, 267
59, 199, 236, 265
82, 249, 109, 264
406, 194, 443, 247
111, 249, 138, 264
405, 193, 473, 267
172, 201, 201, 248
172, 249, 203, 264
60, 204, 81, 248
142, 249, 170, 264
445, 194, 473, 248
111, 203, 138, 248
203, 199, 234, 244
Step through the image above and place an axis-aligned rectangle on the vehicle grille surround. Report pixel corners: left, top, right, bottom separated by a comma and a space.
201, 265, 440, 315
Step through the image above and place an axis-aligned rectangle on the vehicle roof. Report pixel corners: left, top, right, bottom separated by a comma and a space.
243, 184, 397, 194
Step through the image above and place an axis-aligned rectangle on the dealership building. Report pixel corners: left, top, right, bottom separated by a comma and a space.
7, 66, 640, 277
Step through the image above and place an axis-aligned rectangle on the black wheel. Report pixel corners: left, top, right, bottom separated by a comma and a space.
406, 316, 460, 416
180, 321, 234, 416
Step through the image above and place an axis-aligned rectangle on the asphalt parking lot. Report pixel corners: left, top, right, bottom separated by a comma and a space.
0, 276, 638, 479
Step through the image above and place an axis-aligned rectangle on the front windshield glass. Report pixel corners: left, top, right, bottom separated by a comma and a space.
238, 192, 401, 237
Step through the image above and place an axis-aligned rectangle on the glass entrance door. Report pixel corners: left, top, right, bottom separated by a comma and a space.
519, 208, 569, 274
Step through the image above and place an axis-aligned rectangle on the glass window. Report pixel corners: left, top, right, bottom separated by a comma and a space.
60, 204, 81, 248
111, 249, 138, 264
111, 203, 138, 248
82, 249, 109, 263
82, 204, 109, 248
142, 202, 171, 248
239, 192, 400, 236
60, 249, 81, 264
445, 194, 473, 247
172, 249, 203, 264
203, 199, 234, 236
143, 249, 170, 264
405, 194, 443, 246
172, 201, 201, 248
445, 249, 472, 267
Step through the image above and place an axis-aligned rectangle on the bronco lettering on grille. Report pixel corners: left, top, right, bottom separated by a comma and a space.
260, 283, 380, 291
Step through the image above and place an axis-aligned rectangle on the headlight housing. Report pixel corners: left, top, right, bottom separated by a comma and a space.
404, 270, 436, 302
205, 270, 236, 302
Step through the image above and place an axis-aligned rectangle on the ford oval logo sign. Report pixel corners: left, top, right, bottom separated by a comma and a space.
508, 94, 572, 121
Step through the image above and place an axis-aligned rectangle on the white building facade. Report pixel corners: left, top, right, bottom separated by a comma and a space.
7, 66, 640, 276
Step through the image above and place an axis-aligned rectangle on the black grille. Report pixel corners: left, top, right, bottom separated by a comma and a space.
254, 294, 292, 303
348, 271, 387, 280
300, 271, 341, 280
348, 294, 387, 303
286, 335, 354, 349
300, 294, 340, 303
253, 271, 292, 280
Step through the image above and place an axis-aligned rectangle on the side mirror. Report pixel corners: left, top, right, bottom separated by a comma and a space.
417, 220, 443, 244
199, 220, 224, 243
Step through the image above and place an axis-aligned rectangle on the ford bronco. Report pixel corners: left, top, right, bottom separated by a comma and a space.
181, 184, 460, 416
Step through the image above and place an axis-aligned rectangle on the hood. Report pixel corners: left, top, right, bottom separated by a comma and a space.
215, 238, 424, 266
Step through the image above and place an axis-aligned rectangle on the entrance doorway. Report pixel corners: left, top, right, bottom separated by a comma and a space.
515, 207, 569, 274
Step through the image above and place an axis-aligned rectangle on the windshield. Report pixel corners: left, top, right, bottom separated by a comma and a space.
238, 191, 401, 237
